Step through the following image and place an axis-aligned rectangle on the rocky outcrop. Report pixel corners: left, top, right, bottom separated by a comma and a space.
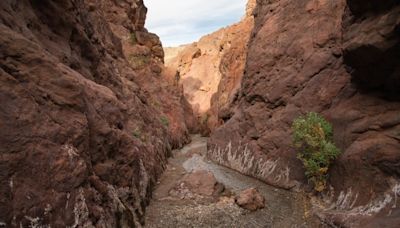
208, 0, 400, 226
99, 0, 196, 147
0, 0, 193, 227
164, 2, 255, 134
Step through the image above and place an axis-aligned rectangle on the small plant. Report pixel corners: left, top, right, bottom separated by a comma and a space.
151, 100, 161, 109
128, 54, 150, 69
133, 128, 142, 139
129, 32, 137, 45
200, 113, 210, 125
292, 112, 341, 192
160, 116, 170, 127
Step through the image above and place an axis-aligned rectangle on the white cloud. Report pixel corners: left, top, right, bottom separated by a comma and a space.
144, 0, 247, 47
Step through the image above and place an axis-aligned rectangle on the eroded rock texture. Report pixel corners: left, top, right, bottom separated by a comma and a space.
99, 0, 196, 147
208, 0, 400, 226
0, 0, 193, 226
164, 1, 255, 134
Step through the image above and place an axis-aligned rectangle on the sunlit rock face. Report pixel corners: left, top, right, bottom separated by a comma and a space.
208, 0, 400, 226
164, 3, 255, 135
0, 0, 194, 226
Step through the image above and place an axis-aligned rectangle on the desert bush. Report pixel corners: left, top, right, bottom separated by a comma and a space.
128, 54, 150, 69
160, 116, 170, 127
133, 128, 142, 139
292, 112, 341, 192
130, 32, 137, 45
151, 100, 161, 109
200, 113, 210, 125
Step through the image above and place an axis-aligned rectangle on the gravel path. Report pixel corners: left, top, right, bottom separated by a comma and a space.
144, 135, 326, 228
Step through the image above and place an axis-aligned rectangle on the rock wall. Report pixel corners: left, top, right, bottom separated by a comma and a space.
0, 0, 193, 226
99, 0, 196, 147
164, 2, 255, 134
207, 0, 400, 226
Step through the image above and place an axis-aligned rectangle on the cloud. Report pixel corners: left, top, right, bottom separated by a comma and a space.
144, 0, 247, 47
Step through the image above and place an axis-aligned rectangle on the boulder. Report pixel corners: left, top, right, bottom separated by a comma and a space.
170, 170, 224, 199
235, 188, 265, 211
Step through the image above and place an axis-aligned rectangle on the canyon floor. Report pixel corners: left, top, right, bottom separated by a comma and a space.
144, 135, 325, 227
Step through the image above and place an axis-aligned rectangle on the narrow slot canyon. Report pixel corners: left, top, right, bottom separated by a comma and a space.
0, 0, 399, 227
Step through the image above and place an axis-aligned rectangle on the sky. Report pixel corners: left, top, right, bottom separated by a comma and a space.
145, 0, 247, 47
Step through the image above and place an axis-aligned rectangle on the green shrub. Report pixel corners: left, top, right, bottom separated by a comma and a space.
133, 128, 142, 139
292, 112, 341, 192
200, 113, 210, 125
160, 116, 169, 127
151, 100, 161, 109
130, 32, 137, 45
128, 54, 150, 69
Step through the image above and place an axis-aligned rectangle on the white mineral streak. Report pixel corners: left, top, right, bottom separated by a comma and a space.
208, 140, 292, 187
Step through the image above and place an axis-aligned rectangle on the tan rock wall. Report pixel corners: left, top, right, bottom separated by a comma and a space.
165, 10, 254, 135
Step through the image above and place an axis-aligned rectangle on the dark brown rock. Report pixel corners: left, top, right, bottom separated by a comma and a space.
235, 188, 265, 211
0, 0, 193, 227
207, 0, 400, 226
343, 2, 400, 100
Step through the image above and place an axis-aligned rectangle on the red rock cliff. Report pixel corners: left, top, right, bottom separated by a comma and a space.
208, 0, 400, 226
99, 0, 196, 146
164, 2, 255, 135
0, 0, 193, 226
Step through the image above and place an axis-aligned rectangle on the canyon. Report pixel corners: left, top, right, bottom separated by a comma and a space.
0, 0, 399, 227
